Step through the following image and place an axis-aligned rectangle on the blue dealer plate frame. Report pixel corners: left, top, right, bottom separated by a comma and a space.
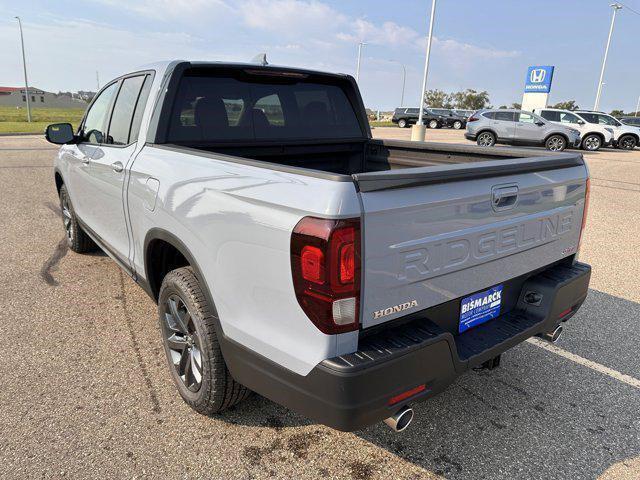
459, 285, 504, 333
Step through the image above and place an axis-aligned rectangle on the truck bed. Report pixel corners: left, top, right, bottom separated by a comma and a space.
164, 138, 576, 179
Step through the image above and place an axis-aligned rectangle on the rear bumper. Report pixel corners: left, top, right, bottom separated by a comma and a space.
465, 132, 476, 141
222, 261, 591, 431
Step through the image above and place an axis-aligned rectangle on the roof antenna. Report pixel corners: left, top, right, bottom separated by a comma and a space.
251, 53, 268, 66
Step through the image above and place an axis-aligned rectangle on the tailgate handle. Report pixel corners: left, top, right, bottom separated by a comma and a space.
492, 185, 518, 211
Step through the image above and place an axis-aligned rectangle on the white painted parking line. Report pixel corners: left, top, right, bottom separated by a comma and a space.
527, 337, 640, 389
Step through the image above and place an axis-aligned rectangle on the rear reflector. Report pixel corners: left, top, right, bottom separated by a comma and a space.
388, 384, 426, 406
558, 307, 573, 319
578, 178, 590, 254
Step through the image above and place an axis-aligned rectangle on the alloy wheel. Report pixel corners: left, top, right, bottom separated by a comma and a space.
61, 194, 74, 243
429, 120, 438, 129
163, 295, 203, 392
547, 137, 565, 151
584, 136, 600, 151
477, 133, 494, 146
620, 136, 637, 149
453, 121, 462, 129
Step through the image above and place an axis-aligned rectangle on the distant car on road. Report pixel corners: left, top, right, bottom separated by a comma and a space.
620, 116, 640, 127
428, 108, 467, 129
392, 108, 443, 129
465, 109, 581, 151
534, 108, 614, 151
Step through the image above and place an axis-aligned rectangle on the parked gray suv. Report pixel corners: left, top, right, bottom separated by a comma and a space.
465, 109, 581, 151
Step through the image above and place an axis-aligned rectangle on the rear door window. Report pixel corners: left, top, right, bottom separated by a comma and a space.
540, 110, 560, 122
494, 111, 516, 122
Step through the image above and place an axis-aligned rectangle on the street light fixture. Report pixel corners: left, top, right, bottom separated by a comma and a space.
15, 16, 31, 123
355, 42, 366, 83
594, 3, 622, 111
412, 0, 437, 142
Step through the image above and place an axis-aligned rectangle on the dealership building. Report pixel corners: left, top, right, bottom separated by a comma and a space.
0, 87, 86, 108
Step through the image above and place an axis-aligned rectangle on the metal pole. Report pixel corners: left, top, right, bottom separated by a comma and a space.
96, 71, 100, 90
594, 3, 622, 111
15, 16, 31, 123
400, 64, 406, 107
417, 0, 437, 126
635, 94, 640, 117
356, 42, 366, 82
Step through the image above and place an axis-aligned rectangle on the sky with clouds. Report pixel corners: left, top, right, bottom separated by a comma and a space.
0, 0, 639, 112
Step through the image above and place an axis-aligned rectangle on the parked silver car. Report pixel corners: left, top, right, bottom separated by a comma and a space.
465, 109, 581, 151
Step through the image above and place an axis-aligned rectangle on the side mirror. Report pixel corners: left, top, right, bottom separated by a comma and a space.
535, 121, 545, 126
577, 119, 585, 125
45, 123, 76, 145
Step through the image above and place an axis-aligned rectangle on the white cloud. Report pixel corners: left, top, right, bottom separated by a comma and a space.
239, 0, 346, 36
433, 37, 519, 60
338, 19, 420, 46
92, 0, 231, 20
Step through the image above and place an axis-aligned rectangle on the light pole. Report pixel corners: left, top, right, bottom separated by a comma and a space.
15, 16, 31, 123
388, 60, 407, 107
355, 42, 366, 83
594, 3, 622, 111
635, 94, 640, 117
412, 0, 437, 141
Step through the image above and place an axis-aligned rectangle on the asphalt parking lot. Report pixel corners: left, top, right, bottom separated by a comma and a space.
1, 130, 639, 479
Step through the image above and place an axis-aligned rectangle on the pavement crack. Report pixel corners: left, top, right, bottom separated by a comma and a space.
117, 270, 162, 414
40, 237, 68, 286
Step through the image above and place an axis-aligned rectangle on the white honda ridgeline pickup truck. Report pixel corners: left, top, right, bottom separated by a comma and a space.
46, 60, 591, 432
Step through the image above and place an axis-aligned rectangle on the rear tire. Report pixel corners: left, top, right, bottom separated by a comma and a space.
158, 267, 250, 415
452, 120, 463, 129
581, 134, 602, 151
428, 119, 439, 129
476, 131, 496, 147
397, 119, 407, 128
545, 134, 567, 152
617, 134, 637, 150
58, 184, 96, 253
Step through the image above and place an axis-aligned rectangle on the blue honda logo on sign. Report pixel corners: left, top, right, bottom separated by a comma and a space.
524, 65, 554, 93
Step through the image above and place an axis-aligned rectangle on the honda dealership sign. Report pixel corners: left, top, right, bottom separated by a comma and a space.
524, 66, 555, 93
522, 65, 555, 112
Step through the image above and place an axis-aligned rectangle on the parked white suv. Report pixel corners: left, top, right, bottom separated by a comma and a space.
535, 108, 614, 151
575, 110, 640, 150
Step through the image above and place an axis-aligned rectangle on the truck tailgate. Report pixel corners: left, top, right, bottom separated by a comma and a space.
353, 154, 588, 329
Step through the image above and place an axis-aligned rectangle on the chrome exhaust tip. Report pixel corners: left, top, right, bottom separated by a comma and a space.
383, 406, 414, 432
537, 325, 563, 343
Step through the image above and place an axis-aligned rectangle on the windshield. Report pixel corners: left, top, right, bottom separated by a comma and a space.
167, 70, 363, 143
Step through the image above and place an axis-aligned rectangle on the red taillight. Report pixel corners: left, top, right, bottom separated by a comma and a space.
388, 384, 426, 406
468, 116, 479, 122
291, 217, 361, 334
301, 246, 324, 284
577, 178, 590, 254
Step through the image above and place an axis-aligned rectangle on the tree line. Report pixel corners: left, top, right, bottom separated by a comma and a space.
423, 89, 635, 116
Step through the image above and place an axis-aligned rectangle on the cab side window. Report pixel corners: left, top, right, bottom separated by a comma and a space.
81, 82, 118, 144
106, 75, 148, 145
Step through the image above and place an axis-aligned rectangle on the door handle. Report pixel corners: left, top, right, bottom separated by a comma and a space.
492, 185, 519, 211
111, 161, 124, 173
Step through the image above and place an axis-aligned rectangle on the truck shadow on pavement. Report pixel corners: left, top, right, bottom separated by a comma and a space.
221, 289, 640, 479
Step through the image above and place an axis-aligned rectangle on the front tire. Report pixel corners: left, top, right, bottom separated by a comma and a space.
477, 131, 496, 147
581, 134, 602, 151
58, 184, 96, 253
618, 134, 637, 150
545, 134, 567, 152
428, 119, 439, 129
397, 119, 407, 128
158, 267, 250, 415
452, 120, 463, 129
